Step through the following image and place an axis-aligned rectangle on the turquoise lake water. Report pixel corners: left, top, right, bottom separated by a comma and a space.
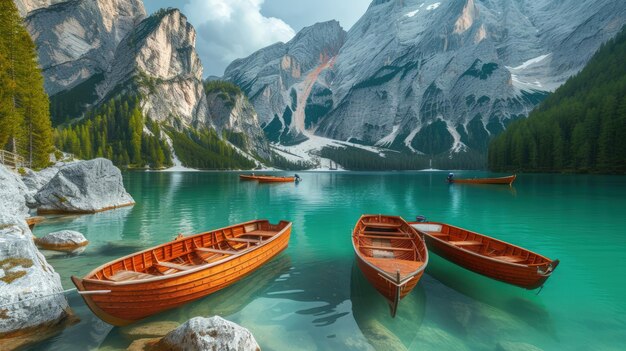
28, 171, 626, 350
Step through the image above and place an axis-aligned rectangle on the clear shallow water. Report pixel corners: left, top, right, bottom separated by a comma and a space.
28, 171, 626, 350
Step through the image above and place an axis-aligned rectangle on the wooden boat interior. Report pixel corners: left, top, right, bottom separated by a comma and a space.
354, 216, 427, 279
86, 220, 290, 284
412, 223, 550, 266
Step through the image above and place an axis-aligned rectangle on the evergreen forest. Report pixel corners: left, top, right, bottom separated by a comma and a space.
489, 26, 626, 174
0, 1, 54, 168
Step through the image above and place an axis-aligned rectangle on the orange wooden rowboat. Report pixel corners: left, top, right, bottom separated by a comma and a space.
352, 215, 428, 317
256, 175, 298, 183
449, 174, 516, 185
239, 174, 299, 182
71, 219, 292, 326
239, 174, 259, 181
409, 221, 559, 289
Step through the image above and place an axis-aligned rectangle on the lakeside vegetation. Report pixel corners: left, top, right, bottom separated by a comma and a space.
54, 95, 173, 168
167, 127, 256, 169
489, 26, 626, 174
0, 2, 54, 168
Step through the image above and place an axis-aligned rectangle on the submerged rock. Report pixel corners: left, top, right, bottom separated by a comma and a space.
35, 158, 135, 214
358, 318, 408, 351
151, 316, 260, 351
496, 341, 545, 351
121, 321, 180, 340
35, 230, 89, 253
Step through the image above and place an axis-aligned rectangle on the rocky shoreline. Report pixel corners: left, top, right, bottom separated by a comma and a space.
0, 158, 134, 349
1, 158, 262, 350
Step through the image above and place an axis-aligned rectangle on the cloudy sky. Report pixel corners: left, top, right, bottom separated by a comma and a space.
144, 0, 371, 77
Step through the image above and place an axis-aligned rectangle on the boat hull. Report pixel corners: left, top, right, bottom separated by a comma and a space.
256, 176, 295, 183
355, 254, 424, 310
451, 175, 516, 185
73, 222, 291, 326
411, 222, 557, 289
352, 215, 428, 317
239, 174, 258, 181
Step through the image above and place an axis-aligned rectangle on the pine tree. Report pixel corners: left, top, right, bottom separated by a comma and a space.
489, 25, 626, 174
0, 1, 54, 168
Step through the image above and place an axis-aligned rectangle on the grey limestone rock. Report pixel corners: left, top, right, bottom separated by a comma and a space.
35, 158, 134, 213
154, 316, 260, 351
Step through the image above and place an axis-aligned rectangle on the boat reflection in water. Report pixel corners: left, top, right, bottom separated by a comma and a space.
350, 262, 426, 350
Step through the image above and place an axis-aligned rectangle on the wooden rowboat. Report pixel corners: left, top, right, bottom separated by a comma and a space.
239, 174, 259, 181
352, 215, 428, 317
72, 219, 292, 326
239, 174, 299, 182
449, 174, 516, 185
256, 175, 297, 183
409, 221, 559, 289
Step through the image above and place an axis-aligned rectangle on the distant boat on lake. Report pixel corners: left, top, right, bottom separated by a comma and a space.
352, 215, 428, 317
239, 174, 301, 182
409, 220, 559, 289
448, 174, 516, 185
72, 219, 292, 326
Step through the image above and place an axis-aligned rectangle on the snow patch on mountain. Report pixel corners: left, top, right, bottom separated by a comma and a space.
447, 122, 467, 153
376, 125, 401, 147
506, 53, 555, 91
426, 3, 441, 11
405, 9, 419, 18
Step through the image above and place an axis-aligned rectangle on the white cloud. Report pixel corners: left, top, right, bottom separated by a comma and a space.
183, 0, 295, 76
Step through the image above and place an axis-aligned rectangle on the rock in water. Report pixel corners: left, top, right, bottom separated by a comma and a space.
35, 158, 135, 214
35, 230, 89, 253
0, 166, 75, 349
0, 225, 72, 349
121, 321, 180, 340
153, 316, 260, 351
21, 164, 63, 208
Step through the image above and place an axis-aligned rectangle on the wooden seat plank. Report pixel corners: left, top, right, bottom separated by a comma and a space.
360, 234, 413, 240
360, 245, 414, 252
195, 247, 239, 255
243, 230, 275, 237
109, 270, 154, 282
362, 230, 407, 236
227, 237, 261, 243
364, 222, 402, 229
450, 240, 483, 246
157, 261, 194, 271
491, 255, 526, 263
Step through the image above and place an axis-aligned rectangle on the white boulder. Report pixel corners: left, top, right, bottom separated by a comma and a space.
21, 164, 63, 207
0, 223, 71, 349
35, 230, 89, 253
0, 166, 73, 349
35, 158, 135, 214
154, 316, 260, 351
0, 165, 29, 225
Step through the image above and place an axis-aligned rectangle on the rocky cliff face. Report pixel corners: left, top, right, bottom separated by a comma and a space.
227, 0, 626, 156
224, 20, 346, 144
18, 1, 270, 166
206, 88, 271, 159
22, 0, 146, 95
98, 9, 208, 128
